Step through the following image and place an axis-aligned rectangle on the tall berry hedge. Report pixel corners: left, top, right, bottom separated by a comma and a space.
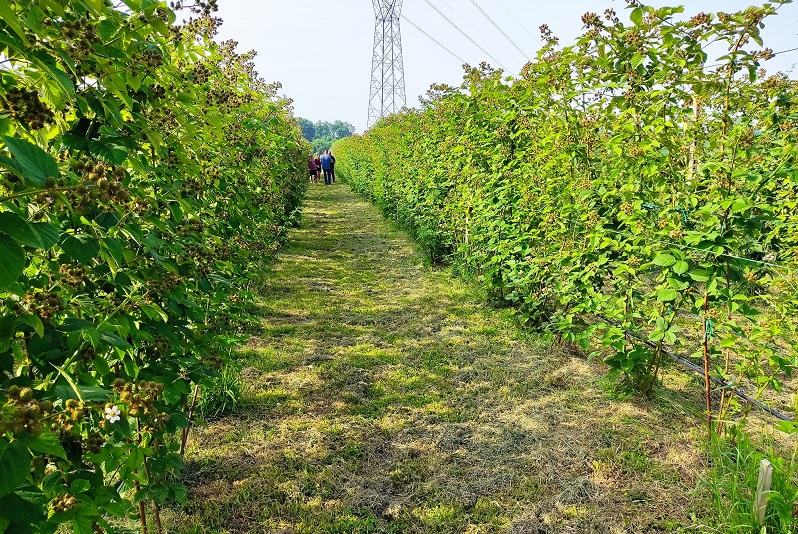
336, 4, 798, 426
0, 1, 308, 532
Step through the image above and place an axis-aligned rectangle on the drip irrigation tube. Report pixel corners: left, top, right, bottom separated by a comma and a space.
602, 317, 794, 422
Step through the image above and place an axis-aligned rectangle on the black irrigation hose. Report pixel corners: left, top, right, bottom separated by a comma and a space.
601, 317, 794, 422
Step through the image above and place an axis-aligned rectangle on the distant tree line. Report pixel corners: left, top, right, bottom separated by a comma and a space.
297, 118, 356, 153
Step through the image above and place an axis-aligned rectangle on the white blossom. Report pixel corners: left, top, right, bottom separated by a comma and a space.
104, 405, 121, 423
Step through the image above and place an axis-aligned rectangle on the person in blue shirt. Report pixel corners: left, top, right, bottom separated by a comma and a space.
320, 150, 334, 185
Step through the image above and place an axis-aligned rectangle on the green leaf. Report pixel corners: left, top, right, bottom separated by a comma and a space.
58, 318, 97, 332
0, 440, 30, 497
673, 260, 689, 275
0, 314, 14, 353
0, 212, 42, 248
53, 384, 111, 403
89, 140, 128, 165
657, 288, 679, 302
0, 235, 25, 290
72, 506, 96, 534
0, 0, 30, 46
60, 234, 100, 265
30, 223, 60, 250
19, 314, 44, 338
97, 19, 118, 41
100, 332, 130, 349
689, 269, 710, 282
2, 137, 59, 185
652, 253, 676, 267
630, 7, 643, 25
17, 431, 67, 460
31, 52, 75, 96
70, 479, 91, 494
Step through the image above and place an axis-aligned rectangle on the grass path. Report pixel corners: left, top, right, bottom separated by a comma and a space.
166, 184, 704, 533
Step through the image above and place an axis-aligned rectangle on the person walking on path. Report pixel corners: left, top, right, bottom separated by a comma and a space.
308, 153, 318, 183
314, 154, 322, 183
320, 150, 333, 185
329, 150, 336, 183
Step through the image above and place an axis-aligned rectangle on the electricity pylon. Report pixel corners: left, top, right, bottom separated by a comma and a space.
367, 0, 406, 129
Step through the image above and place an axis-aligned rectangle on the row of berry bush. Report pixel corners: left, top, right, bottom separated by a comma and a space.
0, 1, 308, 532
335, 4, 798, 437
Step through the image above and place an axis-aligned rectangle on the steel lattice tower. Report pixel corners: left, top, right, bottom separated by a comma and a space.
367, 0, 406, 128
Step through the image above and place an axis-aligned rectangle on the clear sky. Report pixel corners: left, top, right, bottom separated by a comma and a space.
206, 1, 798, 133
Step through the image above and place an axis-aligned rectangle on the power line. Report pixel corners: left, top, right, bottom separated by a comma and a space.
422, 0, 508, 71
496, 0, 537, 41
401, 14, 467, 65
703, 46, 798, 70
436, 0, 516, 62
467, 0, 531, 61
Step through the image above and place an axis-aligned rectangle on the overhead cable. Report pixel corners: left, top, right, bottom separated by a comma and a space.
467, 0, 531, 61
401, 14, 467, 65
496, 0, 537, 41
422, 0, 508, 71
703, 45, 798, 70
436, 0, 516, 61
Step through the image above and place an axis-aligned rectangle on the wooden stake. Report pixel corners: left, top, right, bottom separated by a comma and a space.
181, 385, 200, 457
687, 94, 698, 183
755, 459, 773, 525
702, 292, 712, 437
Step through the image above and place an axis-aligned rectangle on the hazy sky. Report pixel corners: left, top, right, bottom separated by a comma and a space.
206, 1, 798, 133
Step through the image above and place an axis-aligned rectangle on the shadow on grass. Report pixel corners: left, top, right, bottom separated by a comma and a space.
165, 185, 705, 534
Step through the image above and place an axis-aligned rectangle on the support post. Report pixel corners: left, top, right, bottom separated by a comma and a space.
754, 459, 773, 526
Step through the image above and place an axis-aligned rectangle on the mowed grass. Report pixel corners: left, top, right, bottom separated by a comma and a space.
164, 184, 709, 533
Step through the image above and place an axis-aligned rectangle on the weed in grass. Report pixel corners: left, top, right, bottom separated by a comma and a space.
197, 363, 243, 418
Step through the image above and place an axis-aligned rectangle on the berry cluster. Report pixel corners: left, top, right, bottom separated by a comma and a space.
59, 263, 87, 289
51, 494, 78, 513
67, 160, 131, 209
1, 386, 52, 436
1, 88, 55, 130
113, 379, 164, 418
50, 398, 85, 436
60, 18, 100, 62
86, 432, 105, 454
146, 273, 182, 295
191, 64, 212, 84
690, 12, 711, 26
136, 48, 164, 69
22, 290, 64, 321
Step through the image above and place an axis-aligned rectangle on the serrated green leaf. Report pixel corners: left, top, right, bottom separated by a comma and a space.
60, 233, 100, 265
19, 314, 44, 337
2, 137, 59, 185
89, 140, 128, 165
0, 440, 30, 497
17, 431, 67, 460
0, 0, 30, 47
673, 260, 689, 275
657, 288, 679, 302
0, 314, 14, 353
58, 318, 97, 332
70, 479, 91, 494
100, 332, 130, 349
53, 384, 111, 403
0, 235, 25, 290
690, 269, 710, 282
30, 223, 60, 250
630, 7, 643, 25
652, 253, 676, 267
31, 53, 75, 96
0, 212, 41, 248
